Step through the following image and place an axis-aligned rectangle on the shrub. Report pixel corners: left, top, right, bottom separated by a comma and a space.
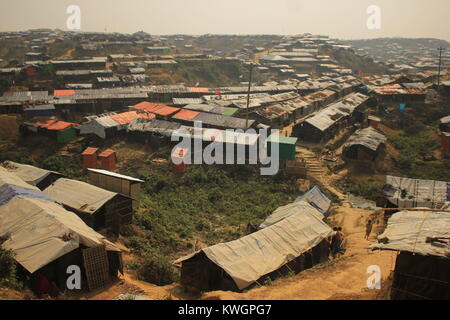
137, 252, 178, 286
0, 246, 22, 290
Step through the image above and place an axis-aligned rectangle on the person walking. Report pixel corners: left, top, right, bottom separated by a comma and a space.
365, 219, 373, 240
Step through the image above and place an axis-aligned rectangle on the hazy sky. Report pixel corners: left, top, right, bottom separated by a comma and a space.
1, 0, 449, 41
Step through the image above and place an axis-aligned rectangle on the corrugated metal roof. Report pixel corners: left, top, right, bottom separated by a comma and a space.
87, 169, 144, 183
305, 93, 369, 132
43, 178, 118, 214
343, 127, 387, 152
24, 104, 55, 111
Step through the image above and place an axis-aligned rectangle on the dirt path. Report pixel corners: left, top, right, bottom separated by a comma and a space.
296, 146, 351, 207
202, 207, 396, 300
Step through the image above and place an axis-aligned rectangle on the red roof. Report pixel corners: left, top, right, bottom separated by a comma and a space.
35, 120, 79, 131
152, 105, 180, 116
54, 90, 75, 96
132, 101, 179, 116
109, 111, 156, 125
98, 149, 116, 158
173, 109, 200, 121
133, 101, 161, 112
82, 147, 99, 156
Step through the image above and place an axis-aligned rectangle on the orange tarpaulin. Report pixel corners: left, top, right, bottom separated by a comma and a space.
54, 90, 75, 96
35, 120, 79, 131
109, 111, 155, 125
172, 109, 200, 121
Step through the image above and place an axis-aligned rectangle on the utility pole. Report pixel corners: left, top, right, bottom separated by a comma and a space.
245, 62, 255, 129
437, 46, 444, 87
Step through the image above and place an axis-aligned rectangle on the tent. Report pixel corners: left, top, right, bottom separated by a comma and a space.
0, 196, 120, 274
43, 178, 133, 231
371, 210, 450, 299
294, 186, 332, 215
2, 161, 63, 190
381, 175, 450, 209
175, 202, 333, 292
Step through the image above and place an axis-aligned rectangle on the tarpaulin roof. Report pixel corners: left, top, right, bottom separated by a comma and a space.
383, 175, 450, 209
172, 126, 259, 146
54, 90, 75, 96
0, 167, 40, 190
0, 184, 53, 206
440, 115, 450, 125
43, 178, 118, 214
109, 111, 155, 125
175, 202, 332, 290
260, 201, 325, 229
35, 119, 79, 131
172, 109, 200, 121
0, 196, 120, 273
294, 186, 332, 215
370, 210, 450, 258
1, 161, 61, 187
132, 102, 180, 116
343, 127, 387, 152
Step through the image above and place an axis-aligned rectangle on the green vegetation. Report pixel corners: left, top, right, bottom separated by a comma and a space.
137, 253, 178, 286
345, 179, 384, 201
0, 246, 22, 290
388, 131, 450, 181
122, 165, 298, 282
320, 47, 387, 75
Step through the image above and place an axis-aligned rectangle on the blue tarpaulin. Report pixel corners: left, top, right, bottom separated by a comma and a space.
295, 186, 331, 216
0, 184, 53, 206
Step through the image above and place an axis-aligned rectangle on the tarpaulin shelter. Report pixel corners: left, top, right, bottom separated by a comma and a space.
127, 118, 182, 147
2, 161, 63, 190
371, 210, 450, 300
79, 114, 119, 139
25, 119, 79, 143
380, 175, 450, 209
294, 186, 332, 216
439, 115, 450, 133
343, 127, 387, 161
0, 196, 123, 291
0, 167, 41, 190
293, 93, 369, 142
0, 183, 53, 206
24, 104, 55, 118
175, 201, 333, 292
43, 178, 133, 232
